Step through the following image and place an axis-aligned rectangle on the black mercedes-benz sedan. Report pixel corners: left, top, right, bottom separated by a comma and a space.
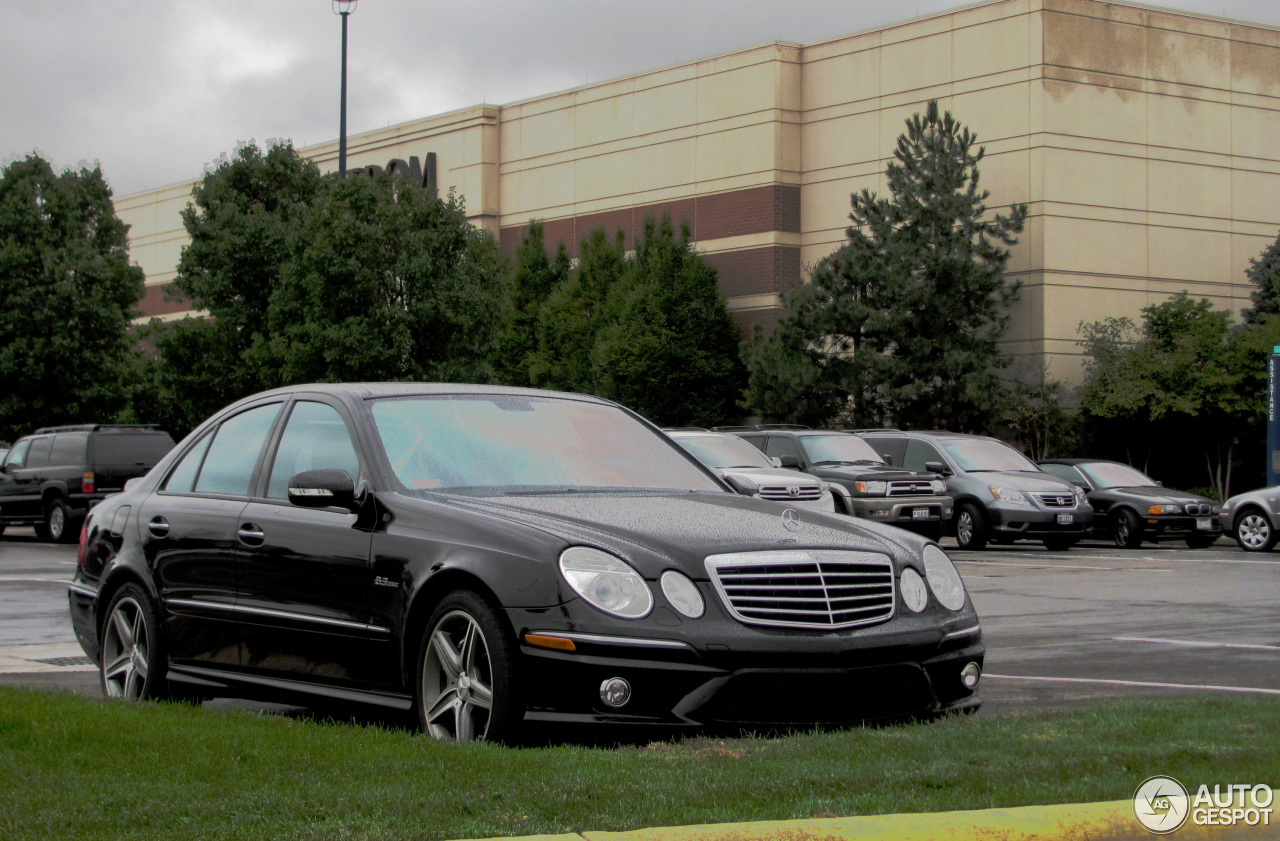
68, 384, 983, 741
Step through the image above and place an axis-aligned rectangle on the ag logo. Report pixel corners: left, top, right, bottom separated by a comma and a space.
1134, 776, 1190, 834
781, 509, 800, 532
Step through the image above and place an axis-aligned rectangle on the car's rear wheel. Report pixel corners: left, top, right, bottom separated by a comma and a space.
416, 591, 521, 743
46, 498, 76, 544
1113, 509, 1143, 549
1235, 508, 1276, 552
100, 583, 168, 701
954, 503, 988, 550
1042, 536, 1078, 551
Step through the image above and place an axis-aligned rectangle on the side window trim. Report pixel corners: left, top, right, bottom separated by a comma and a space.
164, 400, 286, 499
253, 396, 363, 500
159, 430, 215, 495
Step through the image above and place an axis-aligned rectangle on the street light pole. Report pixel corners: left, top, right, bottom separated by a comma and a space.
333, 0, 359, 178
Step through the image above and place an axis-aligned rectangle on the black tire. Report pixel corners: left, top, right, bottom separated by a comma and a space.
1185, 535, 1218, 549
33, 521, 51, 540
1234, 508, 1276, 553
46, 498, 77, 544
954, 503, 988, 551
1043, 536, 1078, 551
415, 590, 522, 743
1113, 508, 1143, 549
100, 583, 170, 701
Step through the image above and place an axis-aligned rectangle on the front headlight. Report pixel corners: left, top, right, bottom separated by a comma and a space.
989, 485, 1028, 504
1148, 504, 1182, 515
1074, 486, 1087, 502
930, 479, 946, 494
660, 570, 705, 619
559, 547, 654, 619
922, 544, 966, 611
855, 480, 887, 495
900, 567, 928, 613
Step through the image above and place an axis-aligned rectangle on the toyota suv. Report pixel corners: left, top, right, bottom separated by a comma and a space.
666, 429, 836, 512
719, 426, 952, 539
0, 424, 175, 542
859, 430, 1092, 550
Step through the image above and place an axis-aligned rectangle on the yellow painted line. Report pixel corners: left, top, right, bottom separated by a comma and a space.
457, 795, 1273, 841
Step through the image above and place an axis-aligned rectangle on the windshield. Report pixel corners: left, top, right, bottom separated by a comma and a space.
1079, 462, 1154, 489
941, 438, 1038, 472
675, 435, 773, 469
799, 434, 884, 465
370, 394, 722, 494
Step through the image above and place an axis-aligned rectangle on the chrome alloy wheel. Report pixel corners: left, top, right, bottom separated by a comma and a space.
1238, 512, 1273, 551
421, 609, 495, 740
48, 504, 66, 541
102, 596, 151, 699
956, 511, 975, 545
1115, 515, 1131, 546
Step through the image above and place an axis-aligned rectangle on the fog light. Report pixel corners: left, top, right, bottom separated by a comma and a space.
599, 677, 631, 708
960, 662, 981, 690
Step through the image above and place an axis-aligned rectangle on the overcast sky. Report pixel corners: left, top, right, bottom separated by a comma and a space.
2, 0, 1277, 198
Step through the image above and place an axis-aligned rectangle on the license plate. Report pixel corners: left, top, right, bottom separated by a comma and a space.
912, 508, 930, 521
1196, 517, 1212, 530
1056, 513, 1074, 525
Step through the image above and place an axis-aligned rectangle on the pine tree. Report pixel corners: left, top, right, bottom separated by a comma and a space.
495, 221, 570, 386
1243, 230, 1280, 324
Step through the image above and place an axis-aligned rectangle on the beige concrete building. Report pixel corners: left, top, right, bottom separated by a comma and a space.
117, 0, 1280, 383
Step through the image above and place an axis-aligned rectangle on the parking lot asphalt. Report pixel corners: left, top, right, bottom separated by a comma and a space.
2, 526, 1278, 717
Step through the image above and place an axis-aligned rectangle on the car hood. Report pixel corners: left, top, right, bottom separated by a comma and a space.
1103, 486, 1211, 505
439, 491, 917, 577
812, 464, 924, 482
968, 471, 1075, 492
720, 467, 824, 486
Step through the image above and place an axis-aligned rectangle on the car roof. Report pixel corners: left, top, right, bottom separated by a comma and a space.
859, 429, 999, 442
1039, 458, 1121, 466
235, 382, 617, 405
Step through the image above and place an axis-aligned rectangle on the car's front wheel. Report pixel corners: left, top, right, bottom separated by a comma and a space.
955, 503, 989, 550
100, 583, 168, 701
1235, 508, 1276, 552
1113, 509, 1143, 549
416, 591, 521, 743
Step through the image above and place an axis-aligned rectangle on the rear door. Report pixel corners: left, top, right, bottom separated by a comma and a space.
140, 401, 284, 667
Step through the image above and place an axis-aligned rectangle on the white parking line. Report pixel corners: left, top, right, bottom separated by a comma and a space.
1113, 636, 1280, 651
954, 560, 1120, 571
983, 673, 1280, 695
0, 576, 72, 584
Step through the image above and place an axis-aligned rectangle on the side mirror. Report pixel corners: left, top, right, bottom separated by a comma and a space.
924, 461, 952, 476
769, 456, 782, 468
723, 474, 759, 496
778, 455, 801, 469
288, 469, 359, 511
880, 453, 894, 465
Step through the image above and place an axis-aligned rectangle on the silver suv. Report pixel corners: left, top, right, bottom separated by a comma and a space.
859, 430, 1093, 550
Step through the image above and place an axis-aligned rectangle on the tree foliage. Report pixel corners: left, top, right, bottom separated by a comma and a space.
0, 154, 144, 440
141, 141, 505, 435
1243, 228, 1280, 324
746, 100, 1027, 430
495, 221, 570, 387
512, 217, 745, 427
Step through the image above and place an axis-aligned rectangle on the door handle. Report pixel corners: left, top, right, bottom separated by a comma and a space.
147, 517, 170, 537
237, 523, 265, 546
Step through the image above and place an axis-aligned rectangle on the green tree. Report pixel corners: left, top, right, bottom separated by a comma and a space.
528, 228, 627, 394
142, 141, 506, 435
1243, 229, 1280, 324
495, 221, 570, 386
746, 100, 1027, 430
0, 154, 144, 440
590, 217, 746, 426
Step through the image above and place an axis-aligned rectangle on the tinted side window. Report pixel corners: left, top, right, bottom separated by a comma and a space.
867, 437, 906, 466
266, 402, 361, 500
50, 432, 90, 466
163, 432, 214, 493
92, 433, 176, 467
1041, 463, 1086, 485
25, 437, 53, 469
903, 440, 946, 473
738, 435, 766, 452
764, 436, 801, 460
194, 404, 282, 496
4, 439, 32, 469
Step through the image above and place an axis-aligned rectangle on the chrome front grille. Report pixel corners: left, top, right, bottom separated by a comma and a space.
888, 480, 936, 496
1033, 492, 1075, 508
704, 550, 895, 630
758, 484, 823, 501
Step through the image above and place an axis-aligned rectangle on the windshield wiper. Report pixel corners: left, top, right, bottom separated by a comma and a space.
813, 460, 858, 466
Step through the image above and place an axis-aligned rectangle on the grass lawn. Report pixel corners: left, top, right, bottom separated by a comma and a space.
1, 687, 1277, 840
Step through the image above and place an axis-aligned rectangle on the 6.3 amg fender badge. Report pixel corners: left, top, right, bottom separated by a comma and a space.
374, 576, 398, 588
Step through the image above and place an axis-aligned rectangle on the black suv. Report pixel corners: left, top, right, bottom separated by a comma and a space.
720, 426, 953, 539
0, 424, 175, 542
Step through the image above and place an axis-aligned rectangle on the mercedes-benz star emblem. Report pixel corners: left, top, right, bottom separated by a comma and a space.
782, 509, 800, 531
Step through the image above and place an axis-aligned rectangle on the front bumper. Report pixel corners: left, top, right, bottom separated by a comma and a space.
509, 608, 983, 727
1135, 513, 1223, 540
845, 496, 954, 530
986, 502, 1092, 539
